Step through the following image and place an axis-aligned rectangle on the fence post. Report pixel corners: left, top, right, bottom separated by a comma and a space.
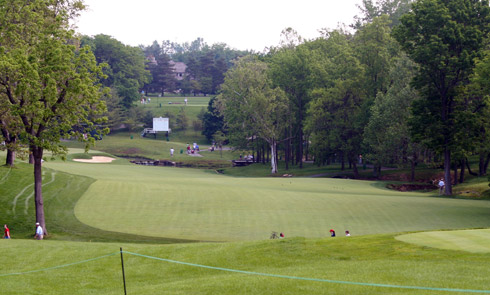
120, 247, 127, 295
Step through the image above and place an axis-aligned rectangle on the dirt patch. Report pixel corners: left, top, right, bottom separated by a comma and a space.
116, 148, 142, 155
73, 156, 116, 163
387, 183, 437, 192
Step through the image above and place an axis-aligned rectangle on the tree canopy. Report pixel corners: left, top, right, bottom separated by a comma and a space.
0, 0, 108, 233
393, 0, 490, 194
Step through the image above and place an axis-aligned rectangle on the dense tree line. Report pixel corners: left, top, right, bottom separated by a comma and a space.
215, 0, 490, 194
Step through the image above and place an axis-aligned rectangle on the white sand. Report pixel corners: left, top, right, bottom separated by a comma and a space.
73, 156, 115, 163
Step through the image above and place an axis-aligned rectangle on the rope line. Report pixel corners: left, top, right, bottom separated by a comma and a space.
1, 249, 489, 294
122, 251, 490, 294
0, 252, 118, 277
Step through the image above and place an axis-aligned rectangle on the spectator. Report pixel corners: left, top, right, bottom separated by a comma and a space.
3, 224, 10, 239
34, 222, 44, 240
438, 179, 445, 195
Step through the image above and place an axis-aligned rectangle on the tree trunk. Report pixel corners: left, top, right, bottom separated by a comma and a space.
484, 153, 490, 175
373, 163, 381, 179
304, 134, 309, 162
410, 159, 416, 182
466, 157, 478, 176
352, 161, 359, 179
444, 147, 452, 195
285, 130, 289, 170
6, 149, 15, 167
479, 152, 485, 176
32, 145, 47, 236
459, 159, 465, 184
1, 128, 16, 166
270, 140, 278, 174
410, 150, 417, 182
453, 163, 458, 185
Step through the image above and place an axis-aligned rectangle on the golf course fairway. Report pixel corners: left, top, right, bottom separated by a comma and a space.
44, 157, 490, 242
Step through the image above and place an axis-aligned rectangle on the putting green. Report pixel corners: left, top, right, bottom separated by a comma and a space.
44, 157, 490, 242
396, 229, 490, 253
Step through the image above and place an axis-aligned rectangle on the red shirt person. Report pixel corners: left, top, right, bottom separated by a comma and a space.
4, 224, 10, 239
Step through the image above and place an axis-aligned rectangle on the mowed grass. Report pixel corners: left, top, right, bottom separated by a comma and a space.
63, 131, 240, 166
2, 152, 490, 294
43, 156, 490, 242
2, 235, 490, 295
397, 229, 490, 253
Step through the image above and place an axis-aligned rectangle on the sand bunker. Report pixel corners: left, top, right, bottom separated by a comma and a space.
73, 156, 116, 163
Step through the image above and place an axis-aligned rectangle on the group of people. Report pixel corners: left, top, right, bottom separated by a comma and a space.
329, 229, 350, 237
186, 143, 199, 154
3, 222, 44, 240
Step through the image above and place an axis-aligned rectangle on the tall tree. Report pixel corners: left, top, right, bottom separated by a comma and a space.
393, 0, 490, 194
148, 53, 176, 96
0, 0, 108, 234
202, 97, 224, 142
363, 55, 420, 178
269, 40, 313, 168
82, 34, 150, 108
353, 0, 414, 29
217, 56, 288, 174
463, 52, 490, 176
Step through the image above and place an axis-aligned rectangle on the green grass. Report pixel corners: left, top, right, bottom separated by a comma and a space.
2, 235, 490, 294
222, 161, 347, 177
140, 95, 210, 129
2, 151, 490, 294
40, 155, 490, 242
62, 132, 240, 167
397, 229, 490, 253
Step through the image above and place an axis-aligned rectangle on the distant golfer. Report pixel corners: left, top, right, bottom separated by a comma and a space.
330, 229, 336, 237
438, 179, 445, 195
345, 230, 350, 237
170, 147, 174, 157
34, 222, 43, 240
3, 224, 10, 239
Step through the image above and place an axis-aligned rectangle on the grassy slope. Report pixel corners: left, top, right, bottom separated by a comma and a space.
397, 229, 490, 253
1, 153, 490, 294
63, 131, 240, 168
43, 156, 490, 242
0, 154, 195, 244
1, 235, 490, 294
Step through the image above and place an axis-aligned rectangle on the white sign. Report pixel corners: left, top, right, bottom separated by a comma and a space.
153, 117, 169, 132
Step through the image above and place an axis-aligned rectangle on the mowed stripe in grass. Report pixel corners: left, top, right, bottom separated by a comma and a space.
2, 236, 490, 295
397, 229, 490, 253
44, 160, 490, 242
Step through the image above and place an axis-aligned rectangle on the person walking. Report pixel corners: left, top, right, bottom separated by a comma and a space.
438, 179, 445, 195
170, 147, 174, 157
3, 224, 10, 239
34, 222, 44, 240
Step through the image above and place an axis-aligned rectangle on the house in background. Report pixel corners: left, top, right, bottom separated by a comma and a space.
169, 61, 187, 80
